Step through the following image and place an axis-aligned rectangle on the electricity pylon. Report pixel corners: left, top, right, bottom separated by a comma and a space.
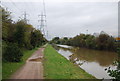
38, 12, 46, 36
22, 11, 29, 23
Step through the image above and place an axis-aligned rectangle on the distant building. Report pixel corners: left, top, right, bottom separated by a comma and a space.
93, 31, 107, 37
93, 33, 99, 37
100, 31, 107, 35
115, 37, 120, 42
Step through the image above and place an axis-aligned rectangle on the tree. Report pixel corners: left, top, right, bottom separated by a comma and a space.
24, 24, 34, 49
2, 8, 13, 41
30, 30, 44, 48
85, 35, 96, 49
13, 20, 26, 47
53, 37, 59, 40
96, 34, 109, 50
107, 36, 116, 51
51, 37, 60, 44
63, 37, 68, 40
3, 43, 23, 62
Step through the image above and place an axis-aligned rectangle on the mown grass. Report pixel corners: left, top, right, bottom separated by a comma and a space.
43, 44, 96, 79
2, 47, 38, 79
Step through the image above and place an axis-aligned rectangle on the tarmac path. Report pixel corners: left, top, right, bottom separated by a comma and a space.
10, 48, 44, 79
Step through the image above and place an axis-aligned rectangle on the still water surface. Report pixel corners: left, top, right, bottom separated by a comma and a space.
55, 45, 118, 79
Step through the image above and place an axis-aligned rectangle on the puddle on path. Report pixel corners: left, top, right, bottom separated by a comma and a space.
29, 57, 43, 62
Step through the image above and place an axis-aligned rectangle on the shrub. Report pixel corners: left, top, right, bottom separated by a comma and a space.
105, 48, 120, 80
3, 43, 23, 62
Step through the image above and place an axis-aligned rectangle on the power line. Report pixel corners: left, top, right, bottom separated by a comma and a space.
27, 2, 35, 25
10, 0, 22, 12
10, 1, 29, 23
1, 0, 25, 21
43, 0, 46, 15
9, 0, 31, 23
22, 11, 29, 23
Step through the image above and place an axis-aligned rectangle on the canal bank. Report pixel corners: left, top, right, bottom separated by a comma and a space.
55, 44, 118, 79
43, 44, 96, 79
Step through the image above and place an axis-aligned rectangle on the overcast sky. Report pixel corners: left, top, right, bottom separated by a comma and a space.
1, 0, 118, 40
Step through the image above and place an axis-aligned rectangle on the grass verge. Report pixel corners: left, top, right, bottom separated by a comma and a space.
2, 47, 38, 79
43, 44, 96, 79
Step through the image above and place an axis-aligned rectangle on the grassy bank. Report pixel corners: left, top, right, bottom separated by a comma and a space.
43, 44, 96, 79
2, 47, 38, 79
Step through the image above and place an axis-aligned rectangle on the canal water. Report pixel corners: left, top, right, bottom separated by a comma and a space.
55, 44, 118, 79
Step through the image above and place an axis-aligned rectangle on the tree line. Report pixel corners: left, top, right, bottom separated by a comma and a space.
2, 7, 47, 62
50, 33, 120, 52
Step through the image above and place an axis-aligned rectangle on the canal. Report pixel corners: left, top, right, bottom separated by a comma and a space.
54, 44, 118, 79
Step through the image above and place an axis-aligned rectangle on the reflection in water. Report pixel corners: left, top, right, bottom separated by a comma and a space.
58, 49, 73, 60
56, 45, 118, 79
70, 48, 118, 67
